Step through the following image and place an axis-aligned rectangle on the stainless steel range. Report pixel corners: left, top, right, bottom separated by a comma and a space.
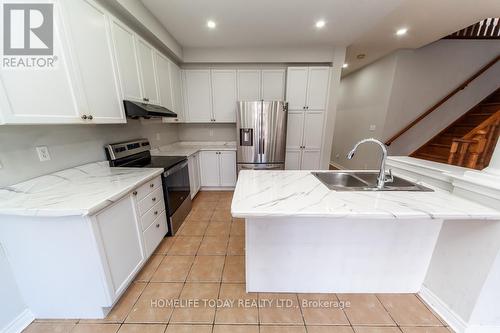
105, 139, 191, 235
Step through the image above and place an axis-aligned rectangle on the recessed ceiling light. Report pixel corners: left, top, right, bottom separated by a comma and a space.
207, 20, 216, 29
342, 63, 348, 68
315, 20, 326, 29
396, 28, 408, 36
356, 54, 366, 59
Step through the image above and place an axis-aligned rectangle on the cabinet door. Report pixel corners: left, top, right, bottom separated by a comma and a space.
219, 151, 237, 187
110, 18, 142, 102
0, 4, 81, 124
136, 37, 159, 104
193, 153, 201, 193
286, 112, 305, 149
63, 0, 124, 123
212, 69, 237, 122
184, 70, 212, 122
199, 151, 220, 187
170, 62, 184, 120
306, 67, 330, 110
303, 111, 324, 150
301, 150, 321, 170
155, 52, 174, 110
262, 69, 285, 100
188, 154, 199, 198
285, 149, 302, 170
238, 70, 261, 101
94, 194, 144, 296
285, 67, 308, 110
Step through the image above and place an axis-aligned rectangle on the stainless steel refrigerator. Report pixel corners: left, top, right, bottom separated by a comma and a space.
236, 101, 288, 172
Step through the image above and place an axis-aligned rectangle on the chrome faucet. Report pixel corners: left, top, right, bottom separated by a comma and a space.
347, 138, 393, 189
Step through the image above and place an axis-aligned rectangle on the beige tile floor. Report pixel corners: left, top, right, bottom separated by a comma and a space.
25, 191, 452, 333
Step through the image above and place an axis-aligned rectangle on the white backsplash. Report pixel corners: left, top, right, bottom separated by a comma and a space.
0, 119, 179, 186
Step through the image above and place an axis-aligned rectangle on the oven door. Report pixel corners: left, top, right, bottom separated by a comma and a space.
163, 160, 191, 216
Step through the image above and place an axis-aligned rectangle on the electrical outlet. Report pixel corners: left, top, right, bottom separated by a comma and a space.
156, 133, 161, 141
36, 146, 51, 162
209, 129, 214, 137
369, 124, 376, 131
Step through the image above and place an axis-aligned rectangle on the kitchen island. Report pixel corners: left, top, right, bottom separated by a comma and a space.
231, 170, 500, 293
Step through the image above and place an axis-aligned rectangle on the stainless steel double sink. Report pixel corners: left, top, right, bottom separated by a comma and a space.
312, 171, 433, 192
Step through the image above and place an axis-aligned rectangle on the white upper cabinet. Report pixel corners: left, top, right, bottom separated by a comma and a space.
286, 66, 330, 111
238, 70, 261, 101
262, 69, 286, 100
306, 67, 330, 110
136, 38, 160, 104
0, 3, 81, 124
211, 69, 237, 122
110, 19, 143, 102
286, 67, 309, 110
63, 0, 124, 123
170, 62, 184, 120
155, 52, 173, 110
183, 69, 213, 122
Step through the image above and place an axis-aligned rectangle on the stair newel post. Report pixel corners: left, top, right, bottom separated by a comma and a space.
466, 130, 488, 169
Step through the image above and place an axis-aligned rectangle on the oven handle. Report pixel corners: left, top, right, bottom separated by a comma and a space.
163, 160, 188, 177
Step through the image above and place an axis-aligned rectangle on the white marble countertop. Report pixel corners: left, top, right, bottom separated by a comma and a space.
0, 162, 163, 217
231, 170, 500, 220
151, 141, 236, 157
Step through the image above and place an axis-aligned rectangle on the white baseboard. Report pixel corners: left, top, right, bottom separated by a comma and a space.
1, 309, 34, 333
199, 187, 235, 191
419, 286, 500, 333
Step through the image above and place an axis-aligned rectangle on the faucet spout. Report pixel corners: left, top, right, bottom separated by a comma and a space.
346, 138, 391, 189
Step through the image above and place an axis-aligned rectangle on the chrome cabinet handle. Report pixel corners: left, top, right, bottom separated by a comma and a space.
81, 115, 87, 120
152, 197, 156, 202
132, 191, 137, 195
156, 223, 160, 228
150, 183, 154, 188
143, 97, 149, 102
154, 211, 158, 215
88, 115, 93, 120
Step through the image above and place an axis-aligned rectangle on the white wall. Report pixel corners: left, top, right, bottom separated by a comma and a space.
177, 123, 236, 142
331, 39, 500, 169
0, 121, 178, 187
0, 246, 28, 331
331, 52, 398, 169
183, 46, 336, 63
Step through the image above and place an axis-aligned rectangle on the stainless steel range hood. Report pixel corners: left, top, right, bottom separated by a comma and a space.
123, 100, 177, 119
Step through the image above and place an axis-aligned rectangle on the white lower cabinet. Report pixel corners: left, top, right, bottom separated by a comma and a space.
199, 151, 236, 188
188, 153, 201, 198
0, 175, 167, 318
93, 194, 144, 297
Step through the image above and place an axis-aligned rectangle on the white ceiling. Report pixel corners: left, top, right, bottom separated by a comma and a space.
140, 0, 403, 48
140, 0, 500, 72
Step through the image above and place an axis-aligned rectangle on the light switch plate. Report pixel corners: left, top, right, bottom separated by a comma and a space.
36, 146, 51, 162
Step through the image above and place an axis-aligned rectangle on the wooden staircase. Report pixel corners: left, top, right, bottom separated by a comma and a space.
411, 88, 500, 169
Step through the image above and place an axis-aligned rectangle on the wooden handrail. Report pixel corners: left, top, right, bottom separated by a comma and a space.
386, 55, 500, 145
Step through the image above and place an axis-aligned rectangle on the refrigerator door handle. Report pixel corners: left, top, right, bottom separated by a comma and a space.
260, 138, 265, 155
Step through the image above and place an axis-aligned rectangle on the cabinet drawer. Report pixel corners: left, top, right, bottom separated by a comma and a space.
138, 187, 163, 216
135, 177, 162, 201
143, 212, 168, 257
140, 199, 165, 231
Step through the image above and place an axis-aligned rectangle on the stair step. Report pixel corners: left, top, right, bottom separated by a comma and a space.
413, 153, 448, 163
428, 143, 451, 148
